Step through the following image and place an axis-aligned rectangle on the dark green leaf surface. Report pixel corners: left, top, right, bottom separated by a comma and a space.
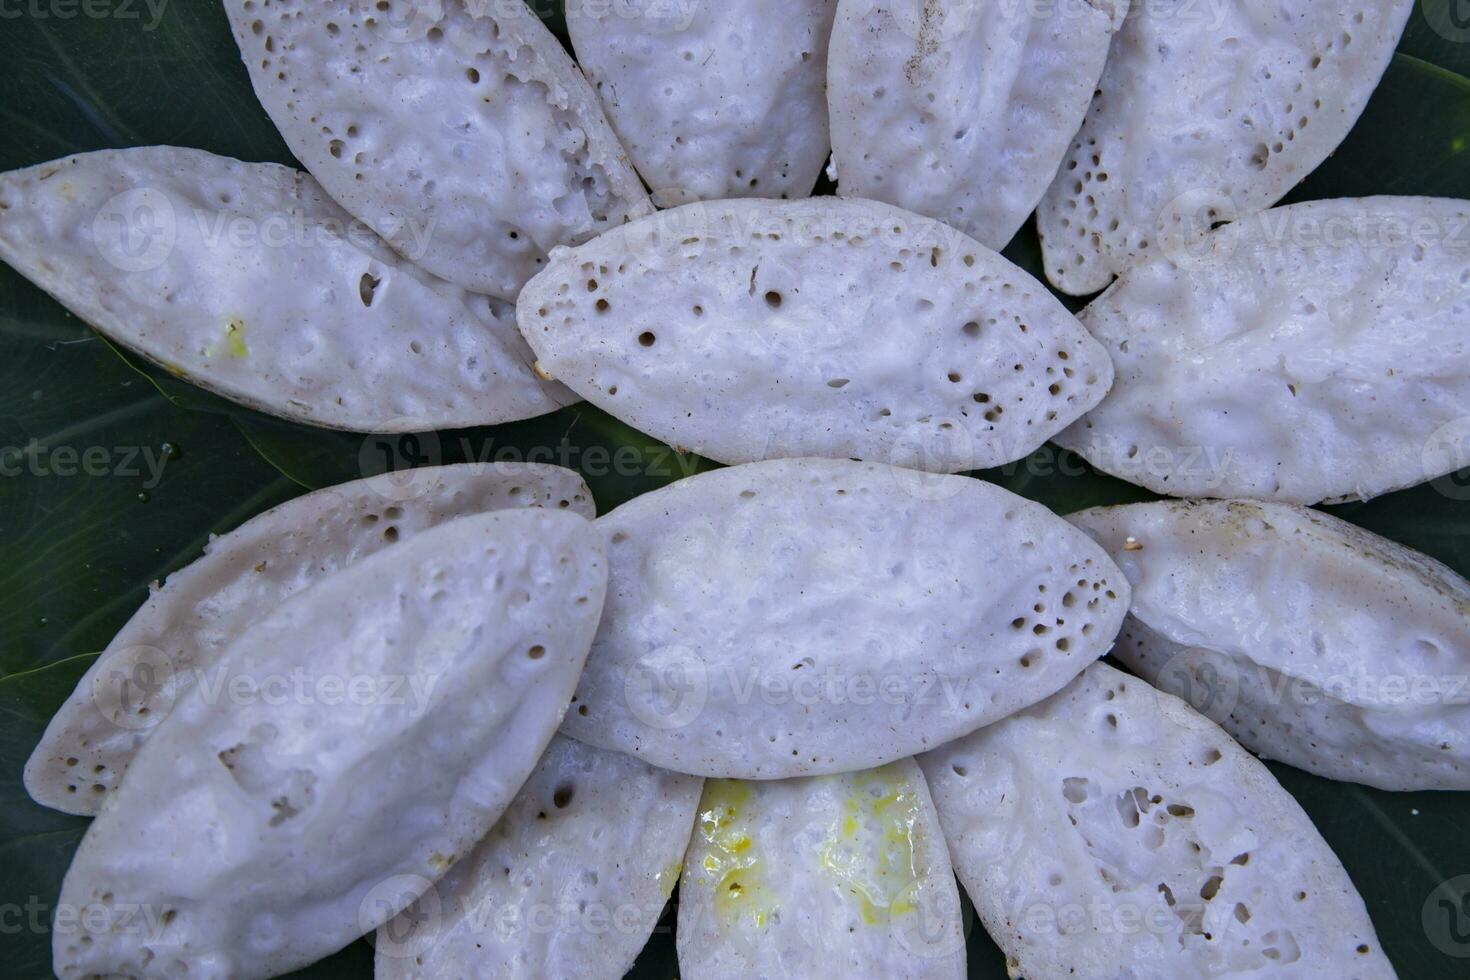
1, 3, 1468, 978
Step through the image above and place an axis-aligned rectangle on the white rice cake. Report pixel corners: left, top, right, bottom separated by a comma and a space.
677, 760, 965, 979
1036, 0, 1413, 294
377, 734, 703, 978
1056, 197, 1470, 504
1070, 499, 1470, 792
0, 148, 573, 430
53, 509, 608, 979
226, 0, 652, 298
25, 462, 592, 816
560, 458, 1129, 778
518, 199, 1112, 472
568, 0, 836, 203
921, 662, 1395, 979
828, 0, 1122, 250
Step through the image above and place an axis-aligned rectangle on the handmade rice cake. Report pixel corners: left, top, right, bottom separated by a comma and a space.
1056, 197, 1470, 504
53, 509, 607, 979
25, 463, 593, 815
829, 0, 1121, 249
0, 148, 573, 430
1070, 499, 1470, 791
226, 0, 651, 298
1037, 0, 1413, 294
677, 761, 965, 979
377, 734, 703, 979
519, 199, 1112, 472
561, 458, 1129, 778
921, 663, 1394, 978
568, 0, 836, 203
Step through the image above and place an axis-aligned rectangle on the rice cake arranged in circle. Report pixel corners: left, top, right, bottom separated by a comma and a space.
377, 734, 703, 979
519, 199, 1112, 473
828, 0, 1122, 250
1070, 499, 1470, 792
0, 148, 574, 431
226, 0, 652, 299
560, 458, 1129, 778
53, 509, 608, 980
1037, 0, 1413, 294
568, 0, 836, 203
1056, 197, 1470, 504
25, 462, 593, 816
921, 663, 1394, 979
677, 760, 965, 979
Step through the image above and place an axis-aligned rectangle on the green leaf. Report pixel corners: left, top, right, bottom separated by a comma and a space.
0, 654, 93, 975
1, 3, 1469, 978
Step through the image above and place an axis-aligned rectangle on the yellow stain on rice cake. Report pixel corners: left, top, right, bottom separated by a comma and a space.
207, 317, 250, 358
820, 763, 923, 925
695, 780, 772, 930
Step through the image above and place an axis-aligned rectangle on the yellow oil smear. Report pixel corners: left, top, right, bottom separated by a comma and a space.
695, 780, 772, 930
819, 764, 923, 926
208, 317, 249, 358
655, 859, 683, 897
